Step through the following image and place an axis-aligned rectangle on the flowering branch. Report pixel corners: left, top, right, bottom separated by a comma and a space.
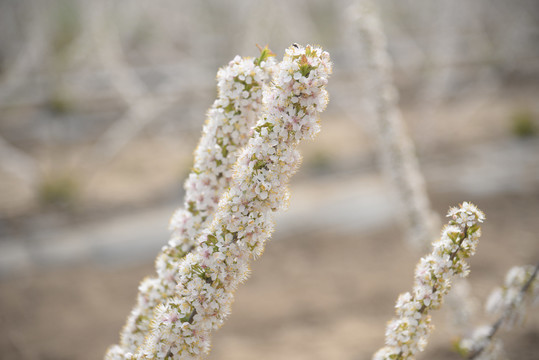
373, 202, 485, 360
128, 44, 331, 360
459, 263, 539, 359
105, 49, 276, 358
349, 1, 480, 336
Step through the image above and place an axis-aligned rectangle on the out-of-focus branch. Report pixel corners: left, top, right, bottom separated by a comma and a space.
461, 263, 539, 360
0, 136, 39, 186
0, 3, 48, 105
349, 0, 439, 251
82, 1, 178, 168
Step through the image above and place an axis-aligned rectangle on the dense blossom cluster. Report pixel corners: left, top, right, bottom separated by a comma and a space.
373, 202, 485, 360
459, 264, 539, 359
110, 44, 331, 360
105, 49, 276, 358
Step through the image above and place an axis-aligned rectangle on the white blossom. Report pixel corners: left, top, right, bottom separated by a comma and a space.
459, 264, 539, 359
131, 44, 332, 359
459, 326, 505, 360
373, 202, 485, 360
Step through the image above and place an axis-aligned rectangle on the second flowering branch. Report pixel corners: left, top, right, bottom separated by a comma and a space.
373, 202, 486, 360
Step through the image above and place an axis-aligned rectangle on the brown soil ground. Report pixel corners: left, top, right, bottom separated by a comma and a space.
1, 190, 538, 360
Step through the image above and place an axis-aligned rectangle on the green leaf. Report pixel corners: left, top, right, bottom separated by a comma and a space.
207, 234, 218, 244
255, 44, 276, 66
253, 160, 266, 170
254, 122, 274, 133
299, 54, 315, 77
187, 201, 199, 216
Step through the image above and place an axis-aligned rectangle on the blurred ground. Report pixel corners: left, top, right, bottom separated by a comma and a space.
0, 189, 538, 360
1, 95, 539, 359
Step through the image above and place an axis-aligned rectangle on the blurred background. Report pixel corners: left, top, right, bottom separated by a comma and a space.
0, 0, 538, 359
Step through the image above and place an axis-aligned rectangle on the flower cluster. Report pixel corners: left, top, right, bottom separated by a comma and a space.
485, 264, 539, 321
103, 44, 331, 360
459, 325, 505, 360
459, 264, 539, 359
128, 44, 331, 360
373, 202, 485, 360
106, 48, 276, 358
